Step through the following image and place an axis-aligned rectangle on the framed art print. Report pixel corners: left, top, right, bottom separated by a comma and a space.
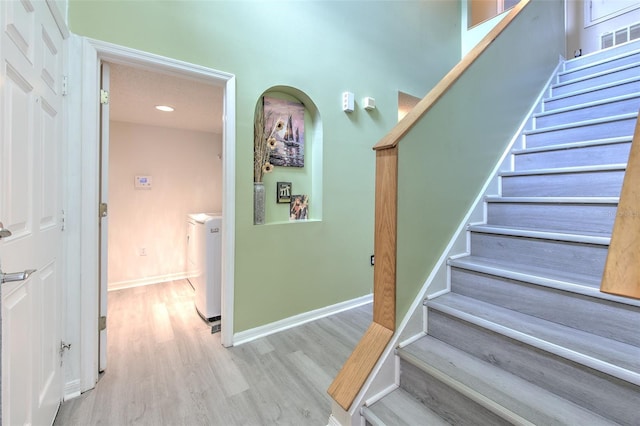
277, 182, 292, 204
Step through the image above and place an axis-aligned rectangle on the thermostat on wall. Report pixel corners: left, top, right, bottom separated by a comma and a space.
135, 175, 152, 189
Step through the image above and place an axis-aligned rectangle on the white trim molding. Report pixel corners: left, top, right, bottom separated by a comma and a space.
326, 414, 343, 426
107, 273, 191, 292
63, 380, 81, 402
74, 37, 236, 392
233, 294, 373, 346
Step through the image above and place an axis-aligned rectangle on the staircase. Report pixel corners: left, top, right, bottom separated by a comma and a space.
362, 41, 640, 425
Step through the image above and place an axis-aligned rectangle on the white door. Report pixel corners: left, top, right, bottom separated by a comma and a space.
0, 1, 65, 425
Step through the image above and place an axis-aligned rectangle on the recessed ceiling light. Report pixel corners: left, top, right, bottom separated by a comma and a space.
155, 105, 175, 112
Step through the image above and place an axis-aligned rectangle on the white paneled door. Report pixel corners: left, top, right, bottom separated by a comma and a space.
1, 1, 65, 425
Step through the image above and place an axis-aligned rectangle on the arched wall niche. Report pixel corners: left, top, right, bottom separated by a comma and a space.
253, 86, 323, 224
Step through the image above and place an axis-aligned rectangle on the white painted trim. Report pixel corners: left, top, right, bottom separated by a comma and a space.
425, 287, 451, 301
363, 383, 398, 407
63, 380, 81, 401
76, 37, 236, 390
233, 294, 373, 346
397, 331, 426, 349
107, 273, 191, 291
326, 414, 343, 426
220, 75, 236, 348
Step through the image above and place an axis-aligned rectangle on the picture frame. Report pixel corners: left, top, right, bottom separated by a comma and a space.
276, 182, 292, 204
290, 194, 309, 221
263, 96, 305, 168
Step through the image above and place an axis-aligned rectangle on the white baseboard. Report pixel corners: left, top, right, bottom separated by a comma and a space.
233, 294, 373, 346
327, 414, 343, 426
63, 379, 81, 401
108, 272, 190, 291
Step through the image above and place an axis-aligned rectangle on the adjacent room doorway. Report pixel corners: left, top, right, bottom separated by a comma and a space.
77, 39, 236, 389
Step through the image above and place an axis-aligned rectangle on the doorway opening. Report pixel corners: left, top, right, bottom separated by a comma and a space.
103, 60, 224, 356
78, 39, 236, 390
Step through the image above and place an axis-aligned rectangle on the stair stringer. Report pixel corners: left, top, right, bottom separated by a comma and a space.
328, 59, 565, 426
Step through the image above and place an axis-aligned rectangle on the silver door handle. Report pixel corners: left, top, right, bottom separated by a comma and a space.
1, 269, 36, 284
0, 221, 12, 238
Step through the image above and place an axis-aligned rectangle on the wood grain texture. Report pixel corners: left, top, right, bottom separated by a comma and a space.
372, 0, 530, 151
327, 322, 393, 411
601, 113, 640, 299
373, 148, 398, 330
53, 280, 372, 425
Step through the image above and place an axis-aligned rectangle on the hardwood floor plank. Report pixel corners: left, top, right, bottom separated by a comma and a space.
54, 280, 371, 425
152, 303, 175, 343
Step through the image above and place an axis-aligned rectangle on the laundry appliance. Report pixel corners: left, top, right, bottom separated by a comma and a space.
186, 213, 222, 322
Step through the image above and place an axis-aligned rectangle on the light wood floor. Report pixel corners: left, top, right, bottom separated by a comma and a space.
54, 280, 371, 425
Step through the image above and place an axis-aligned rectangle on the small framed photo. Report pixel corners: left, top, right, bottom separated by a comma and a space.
276, 182, 292, 204
290, 194, 309, 220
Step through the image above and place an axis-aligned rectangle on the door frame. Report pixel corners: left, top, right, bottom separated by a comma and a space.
77, 37, 236, 390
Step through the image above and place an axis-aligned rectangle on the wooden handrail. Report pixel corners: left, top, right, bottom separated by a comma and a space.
373, 0, 531, 152
601, 111, 640, 299
328, 0, 532, 413
328, 146, 398, 411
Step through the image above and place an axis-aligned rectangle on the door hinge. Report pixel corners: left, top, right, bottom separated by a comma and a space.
100, 89, 109, 104
62, 75, 68, 96
61, 209, 65, 231
99, 203, 108, 218
99, 316, 107, 331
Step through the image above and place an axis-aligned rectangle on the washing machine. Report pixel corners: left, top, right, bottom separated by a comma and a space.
186, 213, 222, 322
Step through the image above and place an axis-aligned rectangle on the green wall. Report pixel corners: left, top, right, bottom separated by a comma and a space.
69, 1, 461, 332
395, 0, 566, 324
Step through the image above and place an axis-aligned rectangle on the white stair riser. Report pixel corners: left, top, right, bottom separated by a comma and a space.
469, 232, 607, 277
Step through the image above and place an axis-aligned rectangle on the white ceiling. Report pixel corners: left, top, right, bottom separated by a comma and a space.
108, 62, 224, 134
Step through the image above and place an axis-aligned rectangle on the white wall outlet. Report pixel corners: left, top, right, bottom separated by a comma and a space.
342, 91, 354, 113
140, 247, 147, 256
135, 175, 152, 189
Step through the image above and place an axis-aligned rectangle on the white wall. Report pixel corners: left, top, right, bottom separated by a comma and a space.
566, 1, 640, 57
108, 121, 222, 289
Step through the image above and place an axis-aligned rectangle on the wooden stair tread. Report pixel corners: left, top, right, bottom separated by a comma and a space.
426, 293, 640, 382
398, 336, 618, 426
534, 91, 640, 118
553, 62, 640, 89
362, 388, 451, 426
467, 224, 611, 244
448, 255, 640, 308
544, 75, 640, 105
523, 112, 638, 136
